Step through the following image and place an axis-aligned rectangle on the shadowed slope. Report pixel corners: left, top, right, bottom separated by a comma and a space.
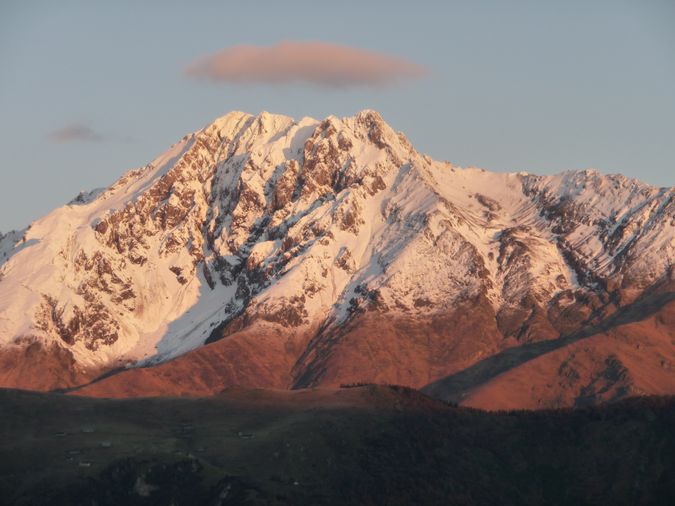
2, 387, 675, 505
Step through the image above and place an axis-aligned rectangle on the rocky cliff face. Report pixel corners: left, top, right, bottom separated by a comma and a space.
0, 110, 673, 407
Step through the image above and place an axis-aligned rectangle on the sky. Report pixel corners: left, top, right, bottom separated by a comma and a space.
0, 0, 673, 232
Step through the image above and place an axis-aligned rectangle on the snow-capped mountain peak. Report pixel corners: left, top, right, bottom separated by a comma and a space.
0, 110, 672, 398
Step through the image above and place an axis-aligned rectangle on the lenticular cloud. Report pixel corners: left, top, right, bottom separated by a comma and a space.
185, 41, 428, 87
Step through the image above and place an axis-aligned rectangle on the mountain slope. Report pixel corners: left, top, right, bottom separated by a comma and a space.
3, 388, 675, 506
0, 109, 673, 407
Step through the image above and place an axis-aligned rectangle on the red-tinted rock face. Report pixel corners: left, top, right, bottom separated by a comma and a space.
0, 340, 101, 391
73, 287, 675, 408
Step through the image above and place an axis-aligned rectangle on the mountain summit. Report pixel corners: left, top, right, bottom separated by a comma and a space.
0, 110, 673, 408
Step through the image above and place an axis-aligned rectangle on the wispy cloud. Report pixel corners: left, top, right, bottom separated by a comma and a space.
185, 41, 428, 88
48, 124, 104, 143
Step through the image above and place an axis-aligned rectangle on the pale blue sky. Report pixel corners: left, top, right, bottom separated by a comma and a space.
1, 0, 673, 231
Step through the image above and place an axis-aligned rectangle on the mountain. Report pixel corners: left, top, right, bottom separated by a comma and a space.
0, 110, 673, 408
